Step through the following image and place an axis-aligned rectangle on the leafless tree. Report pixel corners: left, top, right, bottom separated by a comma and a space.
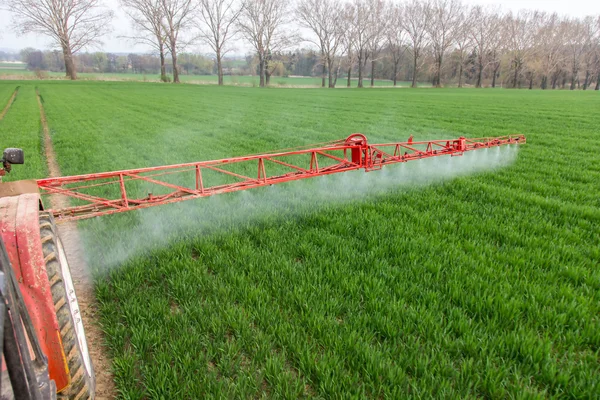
238, 0, 292, 87
340, 3, 358, 87
121, 0, 169, 82
427, 0, 461, 87
563, 17, 589, 90
346, 0, 371, 88
595, 16, 600, 90
536, 13, 565, 89
6, 0, 113, 79
297, 0, 346, 88
453, 8, 472, 88
402, 0, 431, 88
580, 16, 600, 90
161, 0, 196, 83
386, 3, 407, 86
340, 3, 356, 87
366, 0, 388, 87
469, 5, 501, 88
487, 12, 504, 88
503, 10, 539, 88
196, 0, 242, 85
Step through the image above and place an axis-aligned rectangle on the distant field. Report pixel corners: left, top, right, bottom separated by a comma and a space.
0, 69, 425, 87
0, 62, 26, 70
0, 81, 598, 398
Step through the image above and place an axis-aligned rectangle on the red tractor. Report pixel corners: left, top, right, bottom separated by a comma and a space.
0, 134, 525, 399
1, 148, 93, 400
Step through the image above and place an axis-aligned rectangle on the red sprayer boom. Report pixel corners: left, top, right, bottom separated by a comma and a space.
37, 134, 525, 222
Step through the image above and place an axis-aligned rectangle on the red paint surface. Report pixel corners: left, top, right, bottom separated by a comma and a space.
37, 134, 526, 222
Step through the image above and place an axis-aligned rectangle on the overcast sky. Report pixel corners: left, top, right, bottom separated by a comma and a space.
1, 0, 599, 55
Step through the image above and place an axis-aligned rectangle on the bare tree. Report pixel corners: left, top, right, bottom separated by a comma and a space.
595, 16, 600, 90
366, 0, 388, 87
403, 0, 431, 88
386, 3, 407, 86
564, 17, 589, 90
581, 16, 600, 90
297, 0, 345, 88
453, 8, 472, 87
427, 0, 461, 87
238, 0, 291, 87
341, 3, 358, 88
503, 10, 538, 88
6, 0, 113, 80
346, 0, 371, 88
487, 14, 504, 88
161, 0, 196, 83
536, 13, 565, 89
469, 5, 501, 88
121, 0, 169, 82
196, 0, 242, 85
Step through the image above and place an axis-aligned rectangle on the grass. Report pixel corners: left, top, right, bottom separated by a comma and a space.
0, 81, 599, 398
0, 84, 47, 180
0, 84, 16, 108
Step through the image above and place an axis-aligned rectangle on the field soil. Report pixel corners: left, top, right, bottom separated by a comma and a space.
36, 90, 116, 399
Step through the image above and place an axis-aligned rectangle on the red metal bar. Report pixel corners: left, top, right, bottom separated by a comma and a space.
37, 134, 525, 222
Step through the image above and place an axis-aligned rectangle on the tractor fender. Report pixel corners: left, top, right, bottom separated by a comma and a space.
0, 193, 70, 391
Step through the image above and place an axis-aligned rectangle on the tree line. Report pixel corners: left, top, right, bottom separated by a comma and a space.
17, 48, 215, 76
14, 47, 330, 78
4, 0, 600, 89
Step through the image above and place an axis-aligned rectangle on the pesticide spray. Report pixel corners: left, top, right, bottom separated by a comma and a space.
80, 144, 519, 271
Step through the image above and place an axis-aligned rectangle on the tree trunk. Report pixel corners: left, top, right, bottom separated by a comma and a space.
596, 72, 600, 90
370, 59, 375, 87
266, 68, 271, 85
491, 64, 499, 88
259, 56, 265, 87
321, 61, 326, 88
582, 71, 590, 90
435, 57, 442, 88
357, 52, 363, 88
347, 67, 351, 87
61, 43, 77, 80
458, 63, 463, 88
476, 61, 483, 88
328, 59, 334, 88
393, 61, 398, 86
529, 76, 533, 89
217, 50, 223, 86
411, 53, 418, 88
159, 47, 167, 82
171, 43, 180, 83
513, 62, 519, 88
333, 62, 340, 87
570, 73, 576, 90
541, 75, 547, 90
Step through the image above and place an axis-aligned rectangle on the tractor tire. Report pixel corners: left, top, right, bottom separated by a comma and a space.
39, 212, 95, 400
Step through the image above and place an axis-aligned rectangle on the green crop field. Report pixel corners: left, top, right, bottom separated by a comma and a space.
0, 81, 598, 398
0, 85, 47, 180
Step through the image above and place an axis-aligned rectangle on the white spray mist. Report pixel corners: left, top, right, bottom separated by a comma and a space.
81, 145, 519, 270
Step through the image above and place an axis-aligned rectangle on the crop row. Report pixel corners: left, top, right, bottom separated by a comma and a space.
0, 84, 47, 181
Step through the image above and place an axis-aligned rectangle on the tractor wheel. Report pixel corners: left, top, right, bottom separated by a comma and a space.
39, 212, 95, 400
